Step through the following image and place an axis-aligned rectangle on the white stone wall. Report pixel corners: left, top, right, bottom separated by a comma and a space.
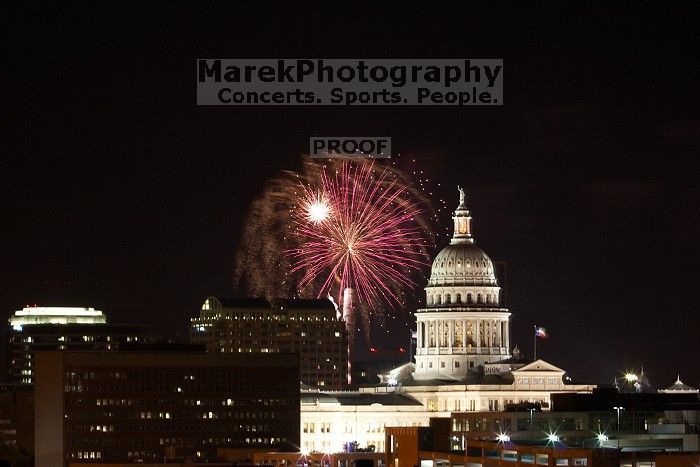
300, 403, 433, 453
302, 382, 596, 453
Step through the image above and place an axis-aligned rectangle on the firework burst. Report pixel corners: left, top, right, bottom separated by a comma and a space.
289, 161, 430, 308
233, 156, 436, 339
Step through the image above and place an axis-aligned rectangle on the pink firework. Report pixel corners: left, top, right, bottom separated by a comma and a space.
288, 160, 431, 308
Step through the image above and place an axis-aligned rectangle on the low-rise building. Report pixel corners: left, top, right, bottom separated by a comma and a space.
301, 390, 430, 454
450, 388, 700, 452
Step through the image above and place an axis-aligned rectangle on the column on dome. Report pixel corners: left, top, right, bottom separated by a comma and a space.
425, 320, 429, 349
432, 320, 437, 348
504, 320, 509, 351
448, 319, 453, 350
501, 321, 505, 351
475, 320, 481, 353
432, 319, 437, 348
433, 319, 440, 349
462, 319, 466, 352
498, 320, 504, 349
494, 320, 503, 353
495, 320, 500, 350
487, 320, 492, 351
424, 321, 428, 348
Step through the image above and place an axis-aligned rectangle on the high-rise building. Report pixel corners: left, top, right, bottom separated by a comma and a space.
190, 297, 349, 389
0, 383, 33, 459
34, 349, 300, 467
7, 306, 160, 384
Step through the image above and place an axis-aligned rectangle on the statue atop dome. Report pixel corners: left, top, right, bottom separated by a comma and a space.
451, 186, 472, 243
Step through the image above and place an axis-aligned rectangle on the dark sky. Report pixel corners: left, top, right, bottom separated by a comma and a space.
3, 3, 698, 386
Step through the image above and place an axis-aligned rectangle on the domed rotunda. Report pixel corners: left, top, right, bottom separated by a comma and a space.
413, 187, 511, 381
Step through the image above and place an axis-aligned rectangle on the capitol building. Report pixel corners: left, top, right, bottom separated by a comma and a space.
414, 187, 511, 379
300, 190, 596, 453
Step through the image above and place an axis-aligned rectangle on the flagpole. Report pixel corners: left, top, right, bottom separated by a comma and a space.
533, 325, 537, 361
409, 330, 413, 363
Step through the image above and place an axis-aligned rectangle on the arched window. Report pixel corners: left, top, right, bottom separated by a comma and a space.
437, 295, 442, 305
445, 294, 451, 304
456, 293, 462, 303
486, 294, 491, 304
467, 293, 473, 304
477, 293, 483, 304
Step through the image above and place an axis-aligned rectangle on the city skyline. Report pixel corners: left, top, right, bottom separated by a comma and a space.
3, 3, 698, 388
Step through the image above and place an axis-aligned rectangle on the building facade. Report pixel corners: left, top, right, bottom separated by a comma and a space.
299, 191, 596, 455
190, 297, 348, 389
414, 192, 510, 379
34, 350, 300, 467
7, 306, 160, 384
0, 383, 33, 461
300, 391, 431, 454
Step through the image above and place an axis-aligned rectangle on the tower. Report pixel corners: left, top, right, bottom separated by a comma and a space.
413, 188, 511, 380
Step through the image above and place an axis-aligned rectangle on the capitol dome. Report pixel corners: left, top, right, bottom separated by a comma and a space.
427, 186, 497, 287
428, 242, 497, 286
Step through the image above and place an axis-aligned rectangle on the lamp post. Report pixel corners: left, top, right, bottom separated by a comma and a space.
613, 406, 624, 430
528, 408, 535, 440
613, 406, 624, 448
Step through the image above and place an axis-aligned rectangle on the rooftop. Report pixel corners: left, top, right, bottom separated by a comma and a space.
9, 306, 106, 327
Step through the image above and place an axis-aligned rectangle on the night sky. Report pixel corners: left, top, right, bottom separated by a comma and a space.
3, 4, 698, 386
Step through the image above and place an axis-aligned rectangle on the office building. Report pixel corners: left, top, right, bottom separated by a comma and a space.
34, 349, 300, 466
190, 297, 348, 389
7, 306, 159, 384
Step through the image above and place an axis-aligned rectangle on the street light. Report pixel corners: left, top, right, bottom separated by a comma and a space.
528, 408, 536, 440
496, 433, 510, 443
613, 406, 625, 448
613, 406, 625, 430
596, 433, 609, 446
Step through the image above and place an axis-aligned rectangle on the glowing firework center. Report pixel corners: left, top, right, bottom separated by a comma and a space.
413, 189, 511, 380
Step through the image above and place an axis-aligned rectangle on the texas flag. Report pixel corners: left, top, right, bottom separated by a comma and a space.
535, 326, 548, 338
410, 330, 417, 339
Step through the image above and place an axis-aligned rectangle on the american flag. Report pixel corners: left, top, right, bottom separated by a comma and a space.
535, 326, 548, 338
